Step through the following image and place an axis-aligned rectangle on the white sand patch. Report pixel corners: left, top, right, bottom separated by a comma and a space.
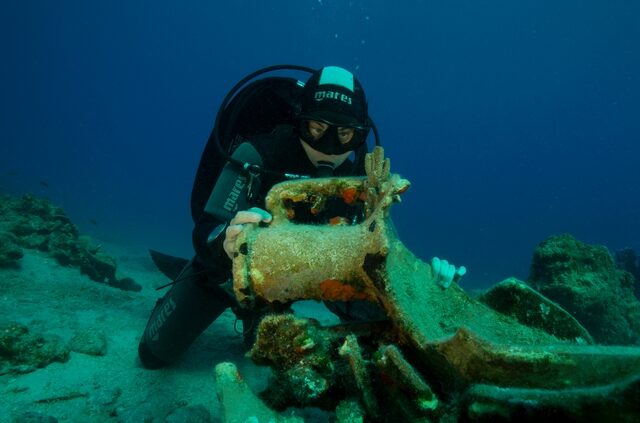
0, 244, 285, 422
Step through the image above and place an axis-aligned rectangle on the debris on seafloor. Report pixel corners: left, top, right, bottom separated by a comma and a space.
213, 147, 640, 422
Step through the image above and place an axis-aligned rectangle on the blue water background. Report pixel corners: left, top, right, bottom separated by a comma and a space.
2, 1, 639, 288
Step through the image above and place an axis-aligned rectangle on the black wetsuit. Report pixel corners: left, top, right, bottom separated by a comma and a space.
138, 129, 366, 369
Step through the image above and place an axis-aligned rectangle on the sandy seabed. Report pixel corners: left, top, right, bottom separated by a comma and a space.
0, 242, 337, 422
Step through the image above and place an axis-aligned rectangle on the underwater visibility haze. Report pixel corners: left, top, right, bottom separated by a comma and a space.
1, 0, 639, 288
2, 1, 640, 422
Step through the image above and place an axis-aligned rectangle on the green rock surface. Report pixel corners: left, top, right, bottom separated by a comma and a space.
0, 322, 70, 374
479, 277, 593, 344
0, 231, 23, 267
0, 194, 140, 291
528, 234, 640, 345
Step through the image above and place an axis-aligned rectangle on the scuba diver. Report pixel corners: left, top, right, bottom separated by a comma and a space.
138, 65, 465, 369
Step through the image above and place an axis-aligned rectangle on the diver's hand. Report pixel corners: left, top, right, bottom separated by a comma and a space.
431, 257, 467, 289
224, 207, 272, 259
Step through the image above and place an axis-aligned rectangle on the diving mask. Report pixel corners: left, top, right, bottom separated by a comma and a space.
299, 118, 369, 155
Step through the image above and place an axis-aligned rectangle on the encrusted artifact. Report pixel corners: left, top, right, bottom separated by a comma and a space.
216, 147, 640, 421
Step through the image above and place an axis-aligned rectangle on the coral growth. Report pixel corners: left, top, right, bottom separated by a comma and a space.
249, 314, 343, 409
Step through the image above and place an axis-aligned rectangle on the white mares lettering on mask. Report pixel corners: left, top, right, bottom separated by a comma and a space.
314, 90, 352, 105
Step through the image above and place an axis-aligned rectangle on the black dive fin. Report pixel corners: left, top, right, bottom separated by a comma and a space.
149, 249, 190, 281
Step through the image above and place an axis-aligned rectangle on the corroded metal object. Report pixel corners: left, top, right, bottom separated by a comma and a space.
226, 146, 640, 421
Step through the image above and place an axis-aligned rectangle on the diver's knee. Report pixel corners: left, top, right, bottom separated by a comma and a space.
138, 338, 172, 369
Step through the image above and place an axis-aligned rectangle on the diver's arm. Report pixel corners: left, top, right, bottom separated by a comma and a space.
192, 142, 264, 269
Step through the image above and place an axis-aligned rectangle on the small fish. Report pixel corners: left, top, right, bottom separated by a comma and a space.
39, 180, 49, 188
89, 219, 98, 225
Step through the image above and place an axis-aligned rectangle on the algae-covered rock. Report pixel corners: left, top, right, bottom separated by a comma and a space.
250, 314, 340, 409
79, 250, 117, 283
0, 231, 23, 267
528, 234, 640, 345
69, 329, 108, 356
250, 314, 332, 371
335, 399, 365, 423
0, 322, 70, 374
479, 277, 593, 344
108, 276, 142, 292
3, 195, 79, 250
615, 247, 640, 300
0, 194, 136, 290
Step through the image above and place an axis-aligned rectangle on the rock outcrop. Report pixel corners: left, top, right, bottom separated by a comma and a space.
0, 194, 140, 291
528, 234, 640, 345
